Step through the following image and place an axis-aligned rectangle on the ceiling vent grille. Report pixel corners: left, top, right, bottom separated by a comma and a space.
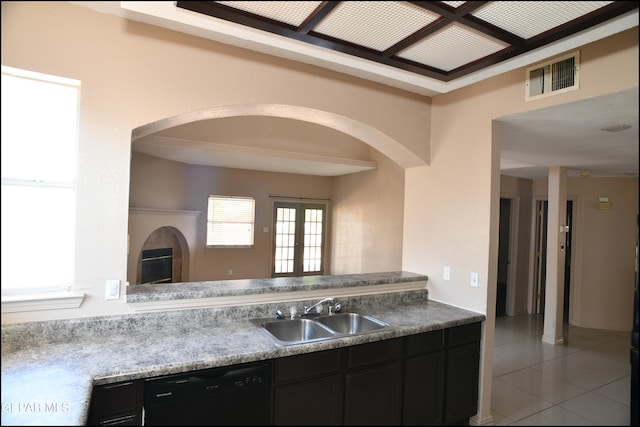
526, 51, 580, 101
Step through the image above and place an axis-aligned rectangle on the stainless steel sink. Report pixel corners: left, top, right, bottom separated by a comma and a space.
252, 312, 392, 346
315, 312, 391, 334
256, 318, 338, 346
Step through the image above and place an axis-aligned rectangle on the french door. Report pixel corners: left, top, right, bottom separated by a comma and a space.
272, 202, 326, 277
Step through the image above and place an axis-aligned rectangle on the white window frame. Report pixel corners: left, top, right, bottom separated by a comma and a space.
1, 65, 84, 311
206, 195, 255, 248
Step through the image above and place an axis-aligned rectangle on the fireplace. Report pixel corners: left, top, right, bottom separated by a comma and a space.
141, 248, 173, 284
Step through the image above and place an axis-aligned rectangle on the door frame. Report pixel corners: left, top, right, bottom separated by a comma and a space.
529, 197, 548, 315
498, 195, 520, 316
527, 196, 576, 321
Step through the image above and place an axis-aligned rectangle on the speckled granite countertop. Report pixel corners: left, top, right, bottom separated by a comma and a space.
1, 272, 485, 426
126, 271, 428, 303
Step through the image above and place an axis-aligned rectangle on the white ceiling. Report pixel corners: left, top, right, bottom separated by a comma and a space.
74, 2, 639, 179
499, 87, 638, 179
133, 115, 378, 177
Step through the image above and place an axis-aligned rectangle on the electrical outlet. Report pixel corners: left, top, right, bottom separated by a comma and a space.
105, 279, 120, 300
470, 272, 479, 288
444, 266, 451, 281
228, 269, 233, 276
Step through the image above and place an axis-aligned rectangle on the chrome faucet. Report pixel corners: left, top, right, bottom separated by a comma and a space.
303, 297, 334, 315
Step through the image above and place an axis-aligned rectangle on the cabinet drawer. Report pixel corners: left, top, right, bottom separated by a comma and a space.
91, 381, 137, 416
275, 348, 341, 383
405, 329, 444, 356
347, 337, 403, 369
89, 380, 143, 425
447, 322, 481, 347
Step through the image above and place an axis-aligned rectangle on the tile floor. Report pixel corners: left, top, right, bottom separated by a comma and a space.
491, 314, 632, 425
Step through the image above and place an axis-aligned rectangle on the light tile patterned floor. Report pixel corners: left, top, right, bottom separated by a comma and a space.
491, 314, 631, 425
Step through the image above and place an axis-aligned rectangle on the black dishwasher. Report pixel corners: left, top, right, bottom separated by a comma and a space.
144, 361, 272, 425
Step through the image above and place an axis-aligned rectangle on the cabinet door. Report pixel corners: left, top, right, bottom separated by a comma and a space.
273, 349, 342, 425
403, 351, 444, 425
344, 362, 402, 426
274, 375, 343, 425
443, 323, 481, 425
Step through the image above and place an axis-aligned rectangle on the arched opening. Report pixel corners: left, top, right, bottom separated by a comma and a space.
129, 103, 424, 284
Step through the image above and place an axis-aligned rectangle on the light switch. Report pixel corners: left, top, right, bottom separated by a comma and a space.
470, 272, 479, 288
444, 266, 451, 281
105, 279, 120, 300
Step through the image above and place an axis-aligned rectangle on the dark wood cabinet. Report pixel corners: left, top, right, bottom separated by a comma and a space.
87, 322, 482, 426
273, 348, 343, 425
402, 323, 481, 426
402, 330, 445, 425
88, 380, 143, 426
344, 338, 403, 425
274, 375, 342, 425
443, 322, 481, 425
270, 324, 481, 427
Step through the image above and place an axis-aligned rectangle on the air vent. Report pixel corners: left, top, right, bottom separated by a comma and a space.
526, 51, 579, 101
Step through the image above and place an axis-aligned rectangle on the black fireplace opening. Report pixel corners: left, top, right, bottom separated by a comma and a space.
141, 248, 173, 284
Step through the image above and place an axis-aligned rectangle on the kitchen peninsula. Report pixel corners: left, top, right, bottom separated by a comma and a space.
1, 271, 485, 425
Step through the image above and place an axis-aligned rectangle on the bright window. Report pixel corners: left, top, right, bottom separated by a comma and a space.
207, 195, 255, 247
1, 66, 79, 293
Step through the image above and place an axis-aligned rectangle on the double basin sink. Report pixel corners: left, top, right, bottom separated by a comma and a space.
251, 312, 393, 346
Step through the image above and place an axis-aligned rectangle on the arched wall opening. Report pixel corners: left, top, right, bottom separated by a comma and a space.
131, 104, 427, 170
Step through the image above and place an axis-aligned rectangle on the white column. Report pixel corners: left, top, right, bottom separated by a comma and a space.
542, 166, 567, 344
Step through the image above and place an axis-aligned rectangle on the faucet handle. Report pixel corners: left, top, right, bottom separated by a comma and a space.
289, 306, 298, 320
329, 302, 342, 315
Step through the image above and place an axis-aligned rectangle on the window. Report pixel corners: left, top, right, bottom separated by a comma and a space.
207, 195, 255, 247
273, 202, 326, 277
1, 66, 80, 295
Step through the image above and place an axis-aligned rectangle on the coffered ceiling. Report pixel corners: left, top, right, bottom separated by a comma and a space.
176, 1, 636, 84
74, 2, 639, 179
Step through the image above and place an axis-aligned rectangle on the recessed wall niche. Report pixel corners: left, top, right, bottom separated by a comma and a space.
136, 226, 185, 285
128, 208, 200, 287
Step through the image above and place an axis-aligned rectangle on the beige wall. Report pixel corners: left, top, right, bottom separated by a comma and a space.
527, 176, 639, 330
129, 152, 336, 282
332, 149, 406, 274
404, 26, 637, 315
1, 2, 426, 323
402, 28, 637, 424
129, 150, 406, 284
3, 4, 637, 424
500, 173, 639, 329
